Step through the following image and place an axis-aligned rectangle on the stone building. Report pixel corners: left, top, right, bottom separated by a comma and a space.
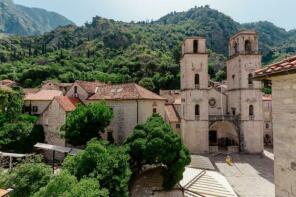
254, 55, 296, 197
37, 96, 80, 159
162, 30, 264, 154
24, 90, 63, 115
66, 80, 105, 103
41, 80, 73, 94
87, 83, 166, 144
160, 90, 181, 134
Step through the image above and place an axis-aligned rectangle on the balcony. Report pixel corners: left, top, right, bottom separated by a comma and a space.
209, 115, 239, 122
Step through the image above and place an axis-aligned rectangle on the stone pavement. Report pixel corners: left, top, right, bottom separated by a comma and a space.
209, 149, 275, 197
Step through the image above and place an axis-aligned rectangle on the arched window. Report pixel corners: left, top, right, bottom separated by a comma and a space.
193, 40, 198, 53
245, 40, 252, 53
195, 104, 200, 116
249, 105, 254, 116
248, 73, 253, 85
195, 74, 200, 87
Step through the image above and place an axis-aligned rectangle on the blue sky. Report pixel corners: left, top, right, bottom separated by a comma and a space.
14, 0, 296, 30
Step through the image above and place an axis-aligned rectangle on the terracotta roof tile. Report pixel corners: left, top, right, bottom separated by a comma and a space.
0, 79, 16, 87
23, 88, 40, 94
55, 96, 81, 112
165, 105, 180, 123
88, 83, 165, 101
76, 80, 105, 94
255, 55, 296, 78
25, 90, 63, 101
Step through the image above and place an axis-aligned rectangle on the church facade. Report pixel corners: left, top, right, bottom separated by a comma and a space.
176, 30, 264, 154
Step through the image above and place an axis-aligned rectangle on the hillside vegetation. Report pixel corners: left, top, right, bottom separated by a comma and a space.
0, 6, 295, 91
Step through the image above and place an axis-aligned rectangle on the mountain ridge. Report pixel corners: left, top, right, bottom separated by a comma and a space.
0, 0, 74, 35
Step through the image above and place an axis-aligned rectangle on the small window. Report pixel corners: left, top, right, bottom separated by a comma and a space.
249, 105, 254, 116
195, 74, 200, 87
232, 74, 235, 80
32, 106, 38, 112
176, 124, 180, 129
245, 40, 252, 53
74, 86, 78, 94
153, 108, 157, 113
232, 108, 236, 116
193, 40, 198, 53
195, 105, 200, 116
248, 73, 253, 85
265, 123, 269, 129
107, 131, 114, 143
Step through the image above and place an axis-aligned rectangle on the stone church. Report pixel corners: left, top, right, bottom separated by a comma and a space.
164, 30, 264, 154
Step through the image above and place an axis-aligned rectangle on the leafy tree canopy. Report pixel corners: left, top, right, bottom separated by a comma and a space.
63, 139, 131, 197
33, 171, 109, 197
0, 88, 43, 153
124, 114, 191, 189
1, 158, 51, 197
62, 102, 113, 146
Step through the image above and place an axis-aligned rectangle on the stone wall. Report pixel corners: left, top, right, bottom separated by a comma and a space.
272, 74, 296, 197
24, 100, 52, 115
37, 99, 66, 160
89, 99, 165, 144
208, 88, 227, 115
181, 120, 209, 154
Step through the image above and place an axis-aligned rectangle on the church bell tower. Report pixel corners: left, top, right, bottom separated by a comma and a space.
180, 37, 209, 154
227, 31, 264, 153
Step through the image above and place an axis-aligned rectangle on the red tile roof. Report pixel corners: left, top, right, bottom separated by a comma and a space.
88, 83, 165, 101
55, 96, 81, 112
24, 90, 63, 101
0, 79, 16, 86
76, 80, 105, 94
255, 55, 296, 79
165, 105, 180, 123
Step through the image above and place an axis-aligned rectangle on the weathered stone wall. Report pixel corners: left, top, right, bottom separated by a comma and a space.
24, 100, 52, 115
89, 99, 165, 144
181, 120, 209, 154
180, 54, 208, 90
208, 88, 227, 116
38, 99, 66, 160
272, 74, 296, 197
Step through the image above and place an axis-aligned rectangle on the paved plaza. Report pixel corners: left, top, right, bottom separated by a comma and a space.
209, 148, 275, 197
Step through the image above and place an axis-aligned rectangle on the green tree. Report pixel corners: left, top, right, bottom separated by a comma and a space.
68, 178, 109, 197
0, 88, 23, 121
63, 139, 131, 197
62, 102, 113, 146
34, 171, 108, 197
2, 161, 51, 197
0, 89, 43, 153
124, 114, 191, 189
139, 77, 155, 91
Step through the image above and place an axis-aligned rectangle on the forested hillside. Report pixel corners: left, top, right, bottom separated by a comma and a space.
0, 6, 295, 91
